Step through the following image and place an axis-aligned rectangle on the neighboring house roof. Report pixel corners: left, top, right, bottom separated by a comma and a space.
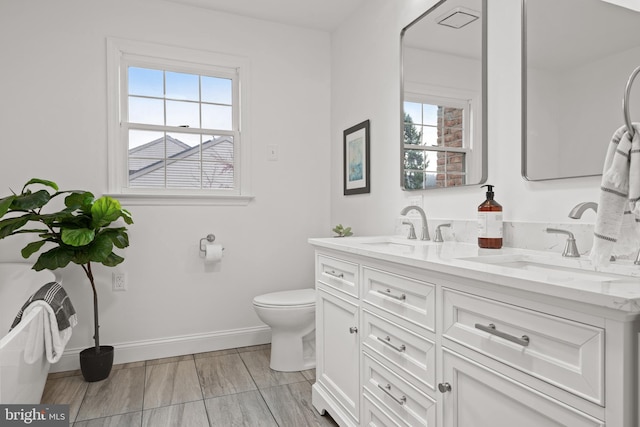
128, 135, 191, 172
129, 135, 234, 188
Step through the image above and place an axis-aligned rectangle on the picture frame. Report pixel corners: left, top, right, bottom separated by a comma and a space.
343, 120, 370, 195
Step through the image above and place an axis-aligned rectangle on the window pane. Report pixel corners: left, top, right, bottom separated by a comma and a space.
202, 136, 234, 163
445, 173, 466, 187
129, 97, 164, 125
129, 67, 163, 97
129, 130, 164, 150
445, 152, 466, 174
442, 107, 464, 147
202, 76, 232, 104
404, 123, 422, 145
202, 161, 234, 189
165, 131, 200, 159
166, 100, 199, 128
167, 160, 201, 188
423, 104, 438, 126
422, 126, 438, 146
424, 151, 438, 172
424, 173, 437, 187
404, 171, 424, 190
404, 102, 422, 125
202, 104, 232, 130
129, 160, 165, 188
128, 130, 165, 181
165, 71, 199, 101
404, 149, 425, 170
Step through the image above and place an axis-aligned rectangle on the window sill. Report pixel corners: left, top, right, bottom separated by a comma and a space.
105, 192, 254, 206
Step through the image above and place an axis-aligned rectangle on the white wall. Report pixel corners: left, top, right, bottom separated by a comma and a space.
330, 0, 603, 234
0, 0, 331, 368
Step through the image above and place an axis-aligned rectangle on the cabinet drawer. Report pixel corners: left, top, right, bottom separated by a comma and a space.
362, 310, 435, 390
442, 288, 604, 405
363, 352, 436, 427
362, 267, 435, 331
317, 254, 359, 297
363, 390, 404, 427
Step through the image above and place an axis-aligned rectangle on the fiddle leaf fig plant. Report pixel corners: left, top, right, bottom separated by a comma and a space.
0, 178, 133, 354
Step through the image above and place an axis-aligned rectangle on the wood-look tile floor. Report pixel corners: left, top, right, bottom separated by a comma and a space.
41, 344, 339, 427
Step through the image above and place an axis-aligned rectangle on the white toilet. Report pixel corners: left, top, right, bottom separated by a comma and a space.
252, 288, 316, 372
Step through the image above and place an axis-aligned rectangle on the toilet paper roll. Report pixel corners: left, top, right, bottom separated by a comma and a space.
205, 244, 224, 263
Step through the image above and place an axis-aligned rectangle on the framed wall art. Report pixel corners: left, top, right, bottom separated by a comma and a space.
343, 120, 370, 195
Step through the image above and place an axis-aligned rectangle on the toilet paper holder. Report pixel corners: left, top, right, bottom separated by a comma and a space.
199, 234, 224, 253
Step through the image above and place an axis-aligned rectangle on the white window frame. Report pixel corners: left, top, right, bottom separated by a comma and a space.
106, 37, 252, 205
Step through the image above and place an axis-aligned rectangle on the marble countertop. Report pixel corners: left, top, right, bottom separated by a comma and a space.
309, 236, 640, 314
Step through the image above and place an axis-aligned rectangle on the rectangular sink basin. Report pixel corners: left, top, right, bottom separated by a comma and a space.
459, 254, 627, 283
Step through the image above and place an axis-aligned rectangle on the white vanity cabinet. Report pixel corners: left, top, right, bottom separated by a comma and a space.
310, 242, 640, 427
314, 254, 361, 426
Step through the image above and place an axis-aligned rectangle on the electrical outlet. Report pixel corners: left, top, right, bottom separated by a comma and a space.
407, 195, 423, 207
112, 272, 127, 291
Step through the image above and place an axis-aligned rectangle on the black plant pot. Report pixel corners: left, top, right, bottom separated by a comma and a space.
80, 345, 114, 382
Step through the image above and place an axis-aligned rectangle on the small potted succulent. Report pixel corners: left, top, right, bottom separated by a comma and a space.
332, 224, 353, 237
0, 178, 133, 382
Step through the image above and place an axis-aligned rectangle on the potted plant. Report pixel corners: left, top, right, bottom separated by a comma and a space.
332, 224, 353, 237
0, 178, 133, 382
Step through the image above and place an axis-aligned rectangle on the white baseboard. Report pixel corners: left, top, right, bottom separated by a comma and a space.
50, 325, 271, 373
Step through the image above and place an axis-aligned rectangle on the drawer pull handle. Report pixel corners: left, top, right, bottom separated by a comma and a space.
438, 382, 452, 393
349, 326, 358, 334
377, 335, 406, 352
326, 270, 344, 279
378, 383, 406, 405
377, 288, 406, 301
475, 323, 530, 347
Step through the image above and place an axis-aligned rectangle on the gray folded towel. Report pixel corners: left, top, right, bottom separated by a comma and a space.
590, 124, 640, 267
10, 282, 77, 331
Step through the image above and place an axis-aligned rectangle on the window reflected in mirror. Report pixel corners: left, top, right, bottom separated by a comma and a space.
403, 98, 469, 189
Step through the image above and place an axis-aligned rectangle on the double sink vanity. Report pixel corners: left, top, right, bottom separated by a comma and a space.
309, 235, 640, 427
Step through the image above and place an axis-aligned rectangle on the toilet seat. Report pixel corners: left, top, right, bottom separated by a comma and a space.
253, 289, 315, 308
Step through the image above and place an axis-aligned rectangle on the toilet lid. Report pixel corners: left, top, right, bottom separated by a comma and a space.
253, 289, 315, 307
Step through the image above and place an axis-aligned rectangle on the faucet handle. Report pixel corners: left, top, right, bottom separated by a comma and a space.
546, 228, 580, 257
434, 223, 452, 242
402, 220, 417, 240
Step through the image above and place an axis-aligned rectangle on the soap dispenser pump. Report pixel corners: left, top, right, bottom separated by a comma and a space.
478, 184, 503, 249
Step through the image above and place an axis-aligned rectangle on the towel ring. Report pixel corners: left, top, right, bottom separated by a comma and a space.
623, 65, 640, 138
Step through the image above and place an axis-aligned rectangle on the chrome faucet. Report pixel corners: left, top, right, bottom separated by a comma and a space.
402, 220, 417, 240
400, 205, 430, 240
434, 223, 451, 242
568, 202, 597, 219
546, 228, 580, 257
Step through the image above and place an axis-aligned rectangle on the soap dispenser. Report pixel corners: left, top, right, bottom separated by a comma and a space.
478, 184, 503, 249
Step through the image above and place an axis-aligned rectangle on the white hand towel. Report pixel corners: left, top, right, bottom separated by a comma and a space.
11, 282, 77, 364
590, 124, 640, 267
22, 301, 74, 364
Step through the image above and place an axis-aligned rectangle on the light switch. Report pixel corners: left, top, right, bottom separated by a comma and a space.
267, 144, 278, 161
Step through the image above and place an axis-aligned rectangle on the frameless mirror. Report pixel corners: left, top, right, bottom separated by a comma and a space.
401, 0, 487, 190
523, 0, 640, 181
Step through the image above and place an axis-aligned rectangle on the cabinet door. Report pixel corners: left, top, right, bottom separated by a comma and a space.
316, 287, 360, 422
440, 349, 604, 427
